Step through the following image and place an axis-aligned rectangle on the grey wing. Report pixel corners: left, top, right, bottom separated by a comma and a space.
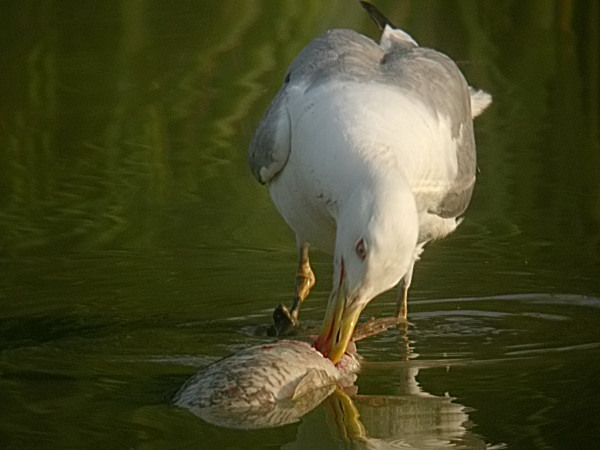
248, 28, 381, 184
380, 46, 479, 218
420, 50, 477, 219
248, 87, 291, 184
435, 119, 477, 218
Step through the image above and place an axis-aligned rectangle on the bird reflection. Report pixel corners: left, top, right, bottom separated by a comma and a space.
318, 372, 478, 448
293, 320, 487, 448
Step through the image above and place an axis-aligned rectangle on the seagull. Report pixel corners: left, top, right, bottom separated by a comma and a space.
248, 1, 491, 363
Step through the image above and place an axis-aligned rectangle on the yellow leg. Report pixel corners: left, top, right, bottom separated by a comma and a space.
290, 242, 315, 320
396, 283, 408, 319
395, 266, 412, 320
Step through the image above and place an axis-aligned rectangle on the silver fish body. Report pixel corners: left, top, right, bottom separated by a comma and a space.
174, 340, 360, 429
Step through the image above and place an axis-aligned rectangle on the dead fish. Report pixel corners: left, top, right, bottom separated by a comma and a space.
174, 339, 360, 429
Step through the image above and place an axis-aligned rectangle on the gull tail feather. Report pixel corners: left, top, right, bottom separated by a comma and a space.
469, 87, 492, 118
360, 1, 396, 30
361, 1, 418, 50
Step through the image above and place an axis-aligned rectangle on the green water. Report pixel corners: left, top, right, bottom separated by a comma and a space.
1, 1, 599, 448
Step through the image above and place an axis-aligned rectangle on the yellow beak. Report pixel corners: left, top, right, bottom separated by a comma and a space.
314, 272, 364, 364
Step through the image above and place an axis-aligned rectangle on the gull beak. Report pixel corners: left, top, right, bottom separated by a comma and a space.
314, 261, 364, 364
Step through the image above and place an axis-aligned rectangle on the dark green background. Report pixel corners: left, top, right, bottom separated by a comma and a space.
1, 1, 598, 448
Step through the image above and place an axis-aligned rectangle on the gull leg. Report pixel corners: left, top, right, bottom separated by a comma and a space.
290, 242, 316, 320
395, 261, 414, 320
270, 243, 315, 335
395, 245, 423, 320
351, 251, 420, 343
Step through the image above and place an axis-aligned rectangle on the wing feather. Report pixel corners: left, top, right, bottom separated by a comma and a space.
248, 88, 291, 184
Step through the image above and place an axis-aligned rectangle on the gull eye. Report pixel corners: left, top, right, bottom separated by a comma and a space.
355, 239, 367, 260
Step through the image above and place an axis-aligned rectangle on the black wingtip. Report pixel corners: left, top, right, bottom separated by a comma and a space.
359, 1, 397, 31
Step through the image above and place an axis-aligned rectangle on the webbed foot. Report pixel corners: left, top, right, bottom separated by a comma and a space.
267, 303, 299, 336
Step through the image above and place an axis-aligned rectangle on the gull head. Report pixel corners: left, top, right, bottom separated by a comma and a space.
315, 183, 419, 363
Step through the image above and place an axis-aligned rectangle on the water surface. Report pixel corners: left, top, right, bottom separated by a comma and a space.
1, 1, 599, 448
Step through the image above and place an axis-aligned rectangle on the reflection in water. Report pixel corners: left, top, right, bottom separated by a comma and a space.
322, 370, 482, 449
172, 294, 599, 447
173, 340, 359, 429
176, 318, 493, 448
294, 330, 492, 449
183, 380, 335, 430
1, 1, 599, 448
